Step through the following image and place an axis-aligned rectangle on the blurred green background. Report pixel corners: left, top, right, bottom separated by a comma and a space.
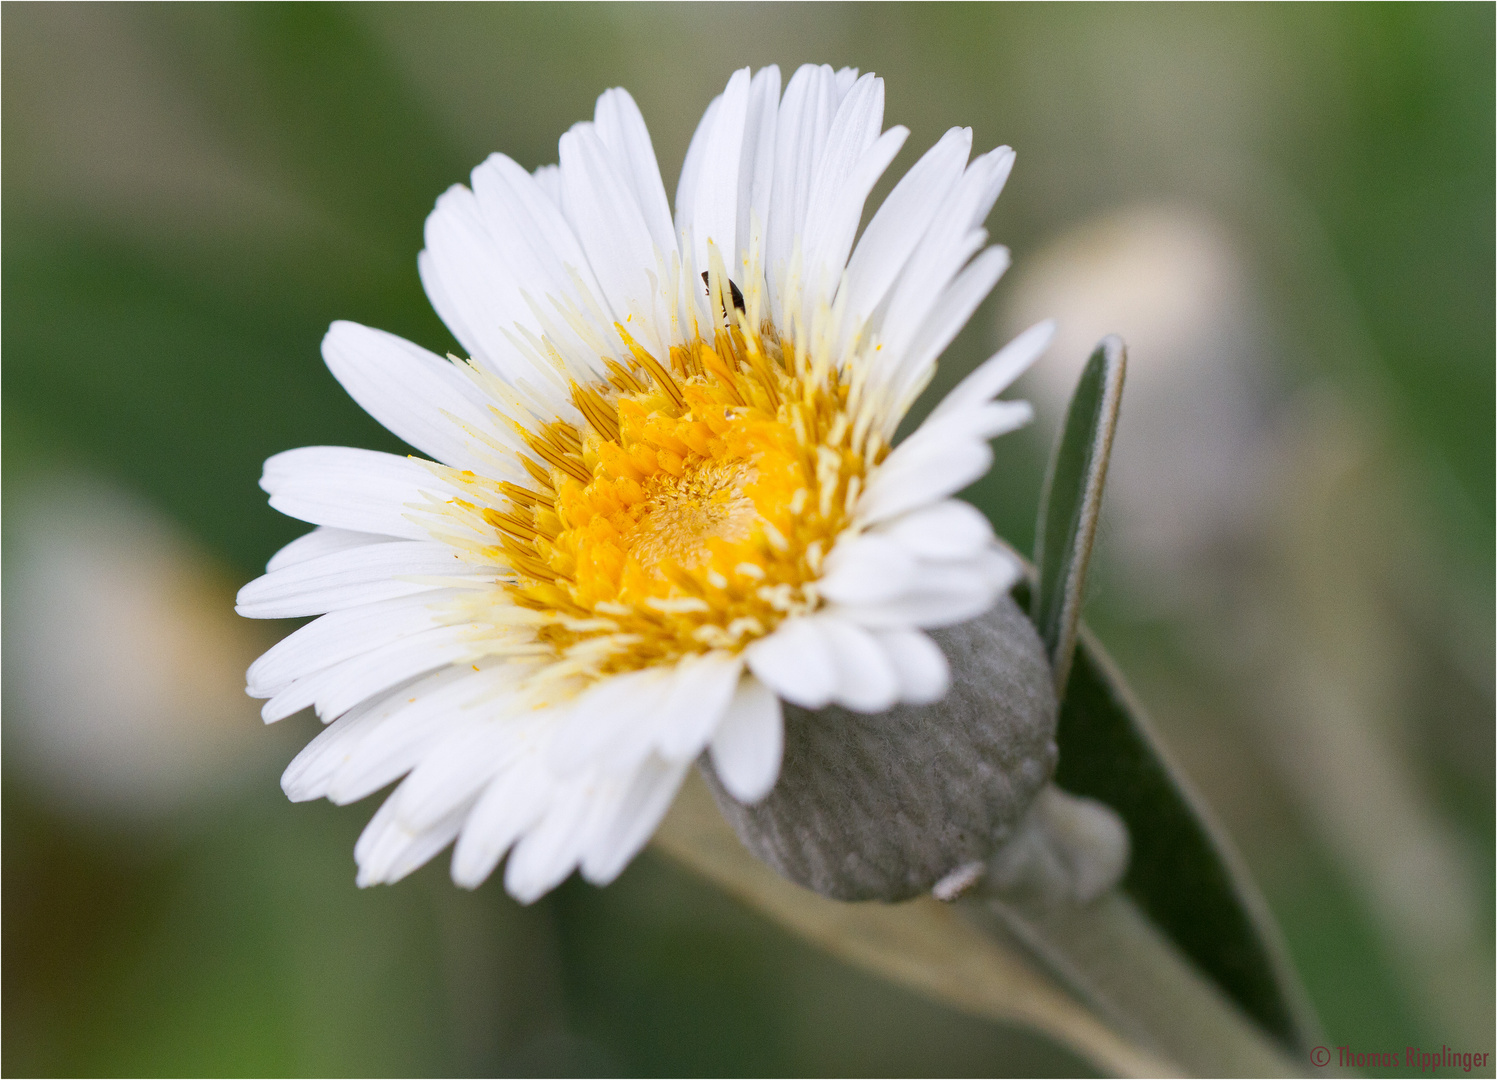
4, 4, 1492, 1075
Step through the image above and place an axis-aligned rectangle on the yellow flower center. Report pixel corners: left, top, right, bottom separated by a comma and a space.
426, 290, 889, 689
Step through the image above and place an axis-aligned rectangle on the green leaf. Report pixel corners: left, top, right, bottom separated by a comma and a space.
1052, 627, 1322, 1055
1023, 334, 1316, 1055
1032, 336, 1125, 695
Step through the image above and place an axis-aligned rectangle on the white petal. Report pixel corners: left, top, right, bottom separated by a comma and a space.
283, 708, 380, 803
653, 652, 744, 761
875, 499, 994, 561
469, 153, 612, 359
805, 72, 886, 224
878, 145, 1015, 363
709, 676, 783, 804
450, 755, 553, 888
800, 75, 907, 305
247, 590, 454, 698
860, 401, 1034, 526
893, 245, 1011, 397
260, 446, 458, 541
831, 554, 1021, 629
911, 400, 1034, 451
393, 719, 530, 833
504, 782, 593, 903
312, 625, 474, 723
425, 170, 606, 393
593, 87, 676, 261
415, 246, 478, 361
324, 669, 507, 805
744, 617, 837, 708
321, 321, 501, 473
962, 546, 1027, 592
841, 127, 972, 338
674, 94, 719, 243
930, 319, 1056, 421
258, 675, 325, 724
686, 67, 752, 278
813, 125, 907, 312
475, 155, 591, 282
856, 439, 993, 526
559, 124, 663, 346
817, 534, 917, 605
259, 622, 471, 724
580, 755, 690, 885
420, 183, 543, 381
379, 806, 471, 885
355, 793, 471, 886
872, 402, 1034, 520
768, 64, 839, 314
548, 668, 673, 775
236, 540, 481, 619
830, 590, 990, 631
818, 616, 899, 713
531, 163, 561, 203
875, 627, 950, 704
736, 66, 782, 271
280, 668, 462, 802
266, 527, 394, 572
883, 226, 986, 383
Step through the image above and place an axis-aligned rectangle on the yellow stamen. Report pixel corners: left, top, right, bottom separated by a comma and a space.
430, 308, 885, 690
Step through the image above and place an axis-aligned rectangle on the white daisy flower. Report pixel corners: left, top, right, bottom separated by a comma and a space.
237, 64, 1053, 903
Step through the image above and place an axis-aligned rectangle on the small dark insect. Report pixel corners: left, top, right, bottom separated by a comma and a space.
701, 271, 746, 314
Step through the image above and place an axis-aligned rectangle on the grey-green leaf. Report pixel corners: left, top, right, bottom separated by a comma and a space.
1052, 626, 1322, 1055
1032, 336, 1126, 696
992, 328, 1317, 1055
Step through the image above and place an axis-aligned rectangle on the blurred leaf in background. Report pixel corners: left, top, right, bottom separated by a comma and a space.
4, 4, 1491, 1076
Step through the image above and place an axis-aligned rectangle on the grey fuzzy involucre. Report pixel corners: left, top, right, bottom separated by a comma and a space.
701, 594, 1059, 901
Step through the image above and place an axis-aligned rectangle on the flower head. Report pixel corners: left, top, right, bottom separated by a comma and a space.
237, 64, 1053, 902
